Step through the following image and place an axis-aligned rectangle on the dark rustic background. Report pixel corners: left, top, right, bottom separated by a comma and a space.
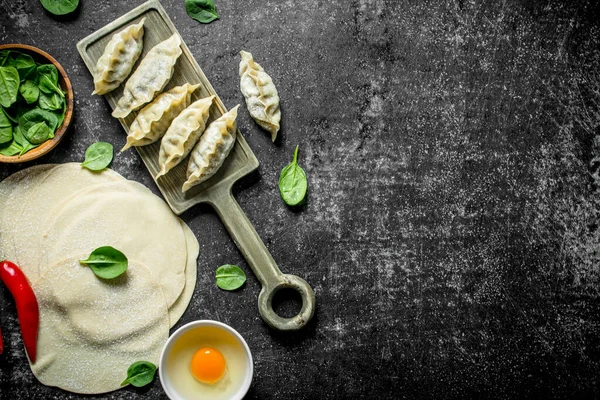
2, 0, 600, 398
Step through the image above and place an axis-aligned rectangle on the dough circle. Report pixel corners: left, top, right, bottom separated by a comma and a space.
31, 256, 169, 394
41, 180, 187, 308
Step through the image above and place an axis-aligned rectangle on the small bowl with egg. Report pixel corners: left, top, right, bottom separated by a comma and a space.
159, 320, 253, 400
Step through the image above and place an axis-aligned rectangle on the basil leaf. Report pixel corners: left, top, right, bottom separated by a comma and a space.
19, 108, 59, 133
40, 0, 79, 15
215, 264, 246, 290
185, 0, 219, 24
14, 54, 36, 82
79, 246, 128, 279
121, 361, 156, 387
37, 64, 64, 97
278, 145, 308, 206
0, 108, 13, 145
19, 80, 39, 104
25, 121, 51, 144
0, 66, 20, 108
38, 91, 63, 110
81, 142, 113, 171
0, 140, 23, 156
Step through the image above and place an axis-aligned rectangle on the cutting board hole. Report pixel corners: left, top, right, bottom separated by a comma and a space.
272, 288, 302, 318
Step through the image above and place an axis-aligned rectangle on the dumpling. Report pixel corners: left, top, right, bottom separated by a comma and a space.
112, 34, 182, 119
93, 18, 145, 95
121, 83, 200, 151
156, 96, 215, 178
239, 50, 281, 141
182, 105, 239, 192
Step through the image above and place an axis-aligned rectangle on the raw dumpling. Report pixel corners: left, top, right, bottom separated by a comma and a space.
182, 105, 239, 192
112, 33, 182, 119
121, 83, 200, 151
156, 96, 215, 178
93, 18, 145, 95
239, 50, 281, 141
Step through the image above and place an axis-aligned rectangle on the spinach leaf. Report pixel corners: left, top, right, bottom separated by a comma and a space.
13, 126, 37, 156
0, 66, 20, 108
185, 0, 219, 24
0, 140, 23, 156
14, 54, 36, 81
79, 246, 128, 279
37, 64, 64, 97
81, 142, 113, 171
0, 108, 13, 145
278, 145, 308, 206
19, 108, 59, 133
215, 264, 246, 290
40, 0, 79, 15
54, 101, 66, 128
19, 80, 39, 104
39, 91, 63, 110
25, 121, 51, 144
121, 361, 156, 387
0, 50, 11, 67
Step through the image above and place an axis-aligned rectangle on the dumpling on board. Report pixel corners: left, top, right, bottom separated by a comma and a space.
93, 18, 145, 95
156, 96, 215, 178
112, 34, 182, 119
182, 105, 239, 192
239, 50, 281, 141
121, 83, 200, 151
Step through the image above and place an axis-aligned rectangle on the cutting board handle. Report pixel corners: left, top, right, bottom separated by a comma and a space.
209, 187, 316, 330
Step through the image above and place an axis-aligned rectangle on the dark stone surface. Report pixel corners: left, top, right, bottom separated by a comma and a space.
2, 0, 600, 398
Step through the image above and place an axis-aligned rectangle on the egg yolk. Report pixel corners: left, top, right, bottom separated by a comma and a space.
190, 347, 226, 384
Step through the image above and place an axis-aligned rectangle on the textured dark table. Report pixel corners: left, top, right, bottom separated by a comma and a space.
2, 0, 600, 399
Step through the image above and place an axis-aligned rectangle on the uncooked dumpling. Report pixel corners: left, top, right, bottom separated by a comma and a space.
239, 50, 281, 141
41, 180, 187, 308
93, 18, 145, 95
30, 257, 169, 394
121, 83, 200, 151
112, 34, 182, 119
156, 96, 214, 178
182, 105, 239, 192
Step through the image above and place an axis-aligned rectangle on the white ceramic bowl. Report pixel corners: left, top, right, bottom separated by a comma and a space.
159, 320, 253, 400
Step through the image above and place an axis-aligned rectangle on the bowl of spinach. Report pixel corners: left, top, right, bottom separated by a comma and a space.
0, 44, 73, 163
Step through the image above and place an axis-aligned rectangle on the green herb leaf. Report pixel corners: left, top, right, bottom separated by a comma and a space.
37, 64, 64, 97
39, 0, 79, 15
13, 126, 37, 156
278, 145, 308, 206
19, 80, 40, 104
19, 107, 59, 133
14, 54, 36, 82
81, 142, 113, 171
38, 91, 63, 110
121, 361, 157, 387
0, 50, 12, 67
0, 140, 23, 156
185, 0, 219, 24
24, 121, 51, 144
0, 66, 20, 108
0, 108, 13, 145
79, 246, 128, 279
215, 264, 246, 290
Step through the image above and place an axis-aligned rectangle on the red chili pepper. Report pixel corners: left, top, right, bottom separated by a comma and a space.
0, 260, 39, 363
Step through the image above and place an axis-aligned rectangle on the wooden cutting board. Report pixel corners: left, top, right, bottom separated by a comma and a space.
76, 0, 316, 331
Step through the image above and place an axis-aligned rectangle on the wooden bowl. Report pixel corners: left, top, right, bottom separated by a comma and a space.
0, 44, 74, 163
